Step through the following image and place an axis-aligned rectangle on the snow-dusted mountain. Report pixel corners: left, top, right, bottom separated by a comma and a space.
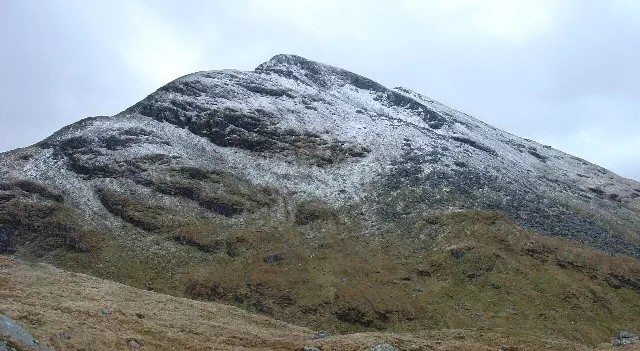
2, 54, 638, 257
2, 54, 640, 335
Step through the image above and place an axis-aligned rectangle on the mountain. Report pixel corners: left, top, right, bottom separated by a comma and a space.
0, 54, 639, 344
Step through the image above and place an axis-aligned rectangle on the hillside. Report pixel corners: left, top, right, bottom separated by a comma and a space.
0, 54, 639, 347
0, 256, 631, 350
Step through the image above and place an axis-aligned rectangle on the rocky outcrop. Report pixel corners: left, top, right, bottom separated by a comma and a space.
0, 314, 51, 350
612, 331, 640, 347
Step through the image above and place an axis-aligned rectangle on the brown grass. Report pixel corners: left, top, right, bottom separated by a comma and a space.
0, 256, 618, 351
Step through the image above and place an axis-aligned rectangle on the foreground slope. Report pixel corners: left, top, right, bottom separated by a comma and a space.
0, 255, 629, 350
0, 54, 639, 341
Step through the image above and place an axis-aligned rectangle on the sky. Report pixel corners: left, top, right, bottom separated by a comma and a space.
1, 0, 639, 180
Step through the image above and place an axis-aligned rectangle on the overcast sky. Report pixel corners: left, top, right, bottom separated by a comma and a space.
1, 0, 638, 180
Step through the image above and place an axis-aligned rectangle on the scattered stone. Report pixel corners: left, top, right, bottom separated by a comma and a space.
619, 331, 635, 338
303, 347, 322, 351
0, 341, 16, 351
612, 330, 640, 347
0, 226, 16, 254
102, 308, 113, 316
264, 254, 282, 265
606, 276, 624, 289
413, 287, 424, 293
370, 344, 399, 351
488, 283, 502, 289
128, 339, 141, 350
311, 330, 330, 339
449, 248, 465, 259
0, 314, 40, 349
58, 331, 72, 340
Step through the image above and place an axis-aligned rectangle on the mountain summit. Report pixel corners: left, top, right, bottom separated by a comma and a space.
1, 55, 639, 338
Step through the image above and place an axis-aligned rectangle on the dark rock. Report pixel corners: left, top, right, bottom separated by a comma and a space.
334, 306, 394, 328
612, 330, 640, 347
588, 187, 605, 196
303, 346, 322, 351
264, 254, 282, 265
311, 330, 330, 339
136, 106, 370, 167
619, 331, 635, 338
449, 248, 465, 259
527, 148, 548, 162
607, 273, 640, 291
451, 136, 496, 155
13, 180, 64, 203
606, 276, 624, 289
0, 225, 16, 254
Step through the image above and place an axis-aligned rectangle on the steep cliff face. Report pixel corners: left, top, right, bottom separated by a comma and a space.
0, 54, 639, 336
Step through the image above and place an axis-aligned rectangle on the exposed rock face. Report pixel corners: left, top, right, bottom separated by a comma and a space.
0, 314, 41, 350
612, 330, 640, 347
0, 55, 639, 335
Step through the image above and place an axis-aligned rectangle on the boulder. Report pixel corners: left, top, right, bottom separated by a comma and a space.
612, 330, 640, 347
0, 314, 38, 349
311, 330, 330, 339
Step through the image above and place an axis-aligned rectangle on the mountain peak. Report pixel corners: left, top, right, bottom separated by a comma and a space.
255, 54, 386, 93
255, 54, 316, 70
254, 53, 339, 87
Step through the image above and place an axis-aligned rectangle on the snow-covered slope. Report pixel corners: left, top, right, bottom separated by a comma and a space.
1, 54, 639, 258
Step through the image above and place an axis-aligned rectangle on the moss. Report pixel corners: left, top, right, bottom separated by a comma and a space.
96, 188, 182, 233
294, 200, 337, 225
11, 180, 64, 203
0, 194, 92, 257
4, 190, 640, 346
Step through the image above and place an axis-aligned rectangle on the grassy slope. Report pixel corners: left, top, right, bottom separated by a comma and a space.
20, 205, 640, 347
3, 177, 639, 347
0, 255, 623, 350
